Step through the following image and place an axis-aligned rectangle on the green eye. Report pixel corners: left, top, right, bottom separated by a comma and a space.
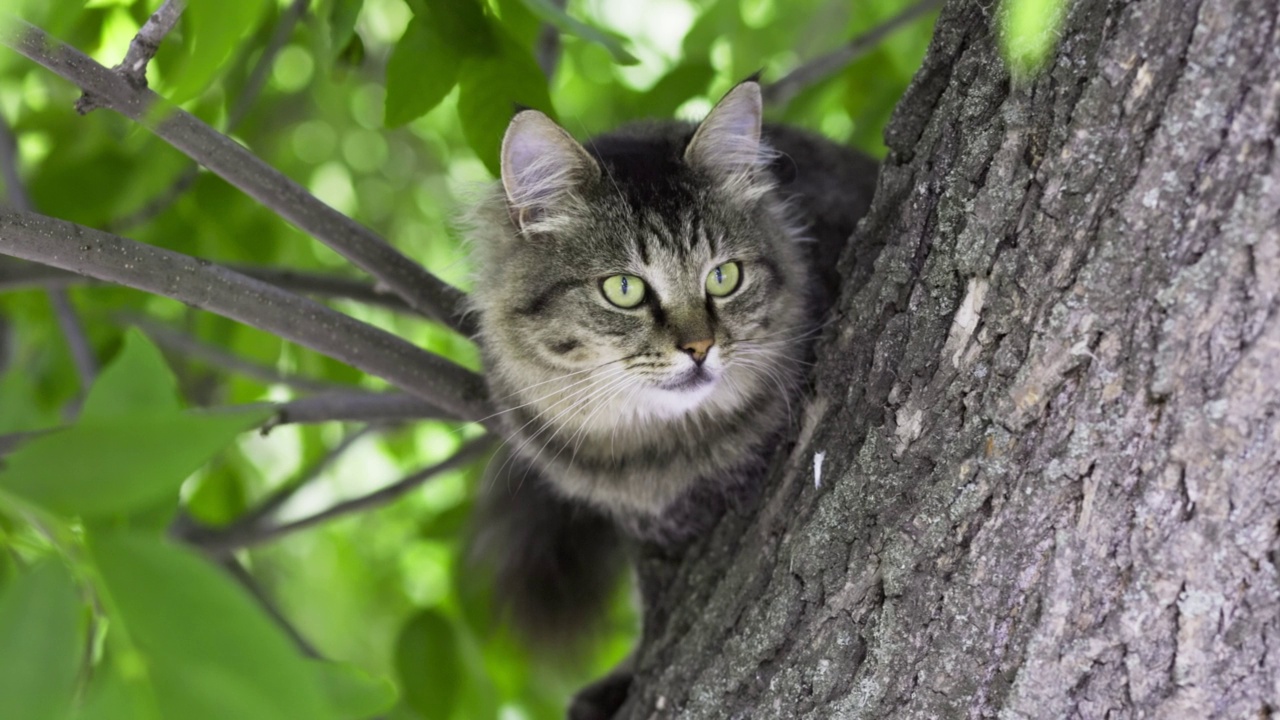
601, 274, 646, 308
705, 261, 742, 297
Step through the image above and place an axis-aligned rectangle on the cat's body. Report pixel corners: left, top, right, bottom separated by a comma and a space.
465, 81, 876, 669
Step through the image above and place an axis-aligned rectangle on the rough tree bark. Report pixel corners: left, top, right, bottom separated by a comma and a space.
620, 0, 1280, 716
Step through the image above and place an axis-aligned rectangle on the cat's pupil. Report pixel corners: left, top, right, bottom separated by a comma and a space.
620, 276, 629, 295
714, 266, 723, 286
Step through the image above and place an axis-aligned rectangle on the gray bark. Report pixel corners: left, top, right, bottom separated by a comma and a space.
620, 0, 1280, 717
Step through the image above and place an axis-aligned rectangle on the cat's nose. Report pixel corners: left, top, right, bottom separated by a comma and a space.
679, 338, 715, 365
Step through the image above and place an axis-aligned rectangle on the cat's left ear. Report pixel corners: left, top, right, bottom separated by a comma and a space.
685, 80, 771, 194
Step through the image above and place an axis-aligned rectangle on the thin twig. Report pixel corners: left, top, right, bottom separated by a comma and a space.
219, 557, 321, 658
223, 425, 380, 534
49, 289, 97, 394
109, 0, 311, 232
0, 210, 491, 421
1, 20, 474, 334
0, 258, 418, 314
535, 0, 567, 79
266, 390, 456, 429
191, 435, 493, 552
0, 313, 10, 375
763, 0, 945, 107
125, 314, 354, 394
122, 0, 184, 87
0, 430, 47, 458
229, 0, 309, 130
0, 110, 98, 405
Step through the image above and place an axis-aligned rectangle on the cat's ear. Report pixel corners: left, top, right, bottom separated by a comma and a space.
684, 80, 771, 194
501, 110, 598, 231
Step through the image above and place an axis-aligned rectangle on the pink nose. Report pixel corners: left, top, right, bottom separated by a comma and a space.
680, 338, 714, 364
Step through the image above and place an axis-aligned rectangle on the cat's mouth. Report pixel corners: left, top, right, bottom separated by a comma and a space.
660, 365, 716, 392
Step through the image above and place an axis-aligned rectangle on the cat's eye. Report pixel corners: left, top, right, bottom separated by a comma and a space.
600, 274, 647, 308
705, 261, 742, 297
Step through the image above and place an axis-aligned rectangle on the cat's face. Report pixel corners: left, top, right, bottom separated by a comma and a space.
471, 82, 808, 432
487, 190, 804, 423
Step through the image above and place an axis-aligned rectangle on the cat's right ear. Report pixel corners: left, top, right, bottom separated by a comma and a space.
501, 111, 599, 232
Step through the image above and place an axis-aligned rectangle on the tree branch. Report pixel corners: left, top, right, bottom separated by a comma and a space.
0, 20, 474, 334
124, 314, 355, 394
49, 289, 97, 396
535, 0, 567, 79
108, 0, 311, 232
217, 425, 379, 536
763, 0, 944, 107
0, 109, 98, 404
0, 210, 491, 421
0, 258, 418, 313
219, 557, 321, 658
189, 435, 493, 553
265, 390, 457, 429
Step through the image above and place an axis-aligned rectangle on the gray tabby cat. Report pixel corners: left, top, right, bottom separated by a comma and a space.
465, 79, 875, 665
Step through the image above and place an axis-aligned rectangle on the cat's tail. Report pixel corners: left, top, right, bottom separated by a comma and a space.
465, 452, 626, 651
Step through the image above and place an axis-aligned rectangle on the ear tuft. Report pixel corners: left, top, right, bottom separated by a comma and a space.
684, 81, 771, 192
501, 111, 598, 231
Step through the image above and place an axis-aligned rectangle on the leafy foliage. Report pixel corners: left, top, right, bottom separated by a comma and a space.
0, 0, 938, 717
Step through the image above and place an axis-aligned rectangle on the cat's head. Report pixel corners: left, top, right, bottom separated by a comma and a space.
469, 81, 809, 430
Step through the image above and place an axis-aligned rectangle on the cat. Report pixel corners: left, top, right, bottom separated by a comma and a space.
464, 79, 877, 716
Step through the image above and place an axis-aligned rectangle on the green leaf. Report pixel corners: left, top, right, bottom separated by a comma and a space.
514, 0, 638, 65
170, 0, 271, 103
80, 329, 181, 421
89, 533, 335, 720
637, 62, 716, 117
325, 0, 365, 59
0, 369, 59, 434
493, 0, 542, 46
385, 15, 462, 127
311, 660, 398, 718
185, 466, 248, 527
0, 560, 84, 720
411, 0, 494, 53
1000, 0, 1068, 79
395, 609, 461, 720
71, 661, 161, 720
0, 408, 269, 518
417, 501, 471, 541
457, 34, 554, 175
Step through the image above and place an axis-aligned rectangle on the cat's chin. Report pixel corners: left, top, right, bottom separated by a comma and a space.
638, 374, 720, 419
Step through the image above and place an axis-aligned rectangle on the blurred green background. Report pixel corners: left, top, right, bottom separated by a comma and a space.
0, 0, 940, 717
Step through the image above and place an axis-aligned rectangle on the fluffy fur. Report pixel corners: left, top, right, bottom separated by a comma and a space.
465, 81, 877, 647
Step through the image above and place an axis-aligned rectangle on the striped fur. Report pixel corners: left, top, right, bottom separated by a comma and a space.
464, 81, 877, 646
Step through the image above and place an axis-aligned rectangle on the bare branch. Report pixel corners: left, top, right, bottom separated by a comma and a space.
124, 314, 354, 394
0, 313, 10, 375
0, 210, 491, 421
0, 258, 418, 314
221, 425, 380, 534
219, 557, 321, 658
535, 0, 567, 79
266, 390, 458, 429
108, 0, 311, 232
0, 430, 46, 458
0, 111, 31, 211
49, 289, 97, 395
763, 0, 944, 107
0, 109, 98, 404
229, 0, 309, 130
190, 435, 493, 552
0, 20, 474, 334
121, 0, 183, 87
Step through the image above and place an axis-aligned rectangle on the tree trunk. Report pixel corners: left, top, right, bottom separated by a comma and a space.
618, 0, 1280, 715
